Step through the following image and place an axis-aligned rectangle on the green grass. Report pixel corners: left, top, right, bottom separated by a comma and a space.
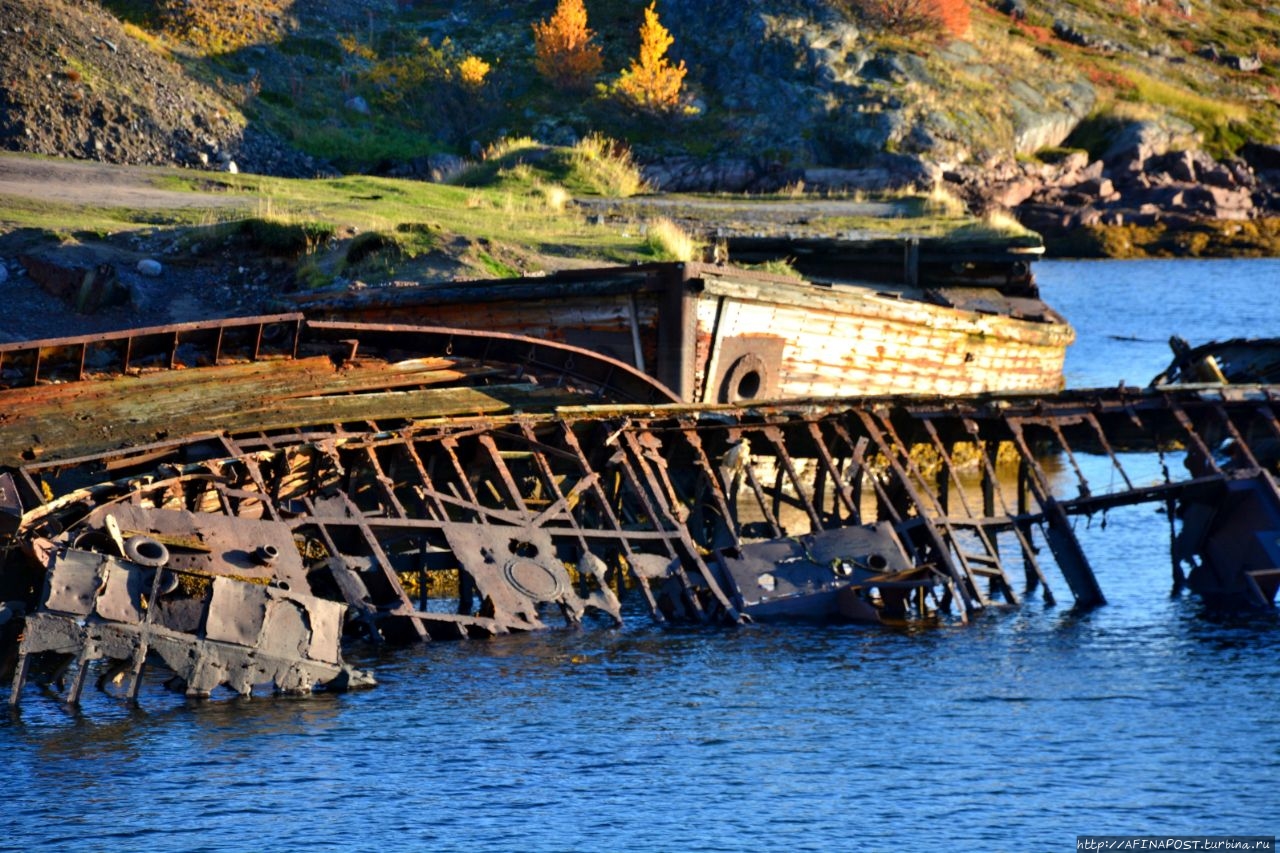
748, 258, 805, 279
341, 227, 440, 275
643, 218, 700, 261
474, 250, 520, 278
1122, 68, 1251, 156
945, 211, 1041, 246
280, 120, 440, 174
232, 217, 336, 255
0, 192, 245, 235
0, 147, 1027, 285
453, 135, 648, 198
0, 152, 663, 269
277, 34, 344, 64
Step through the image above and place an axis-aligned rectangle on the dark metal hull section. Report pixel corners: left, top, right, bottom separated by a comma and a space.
1154, 336, 1280, 386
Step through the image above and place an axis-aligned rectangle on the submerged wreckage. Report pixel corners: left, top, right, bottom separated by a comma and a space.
2, 253, 1278, 708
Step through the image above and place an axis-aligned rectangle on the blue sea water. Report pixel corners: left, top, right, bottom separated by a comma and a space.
4, 258, 1279, 852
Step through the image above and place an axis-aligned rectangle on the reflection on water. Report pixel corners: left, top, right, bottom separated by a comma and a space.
6, 259, 1280, 851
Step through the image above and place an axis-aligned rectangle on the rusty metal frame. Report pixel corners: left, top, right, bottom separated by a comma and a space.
7, 382, 1280, 705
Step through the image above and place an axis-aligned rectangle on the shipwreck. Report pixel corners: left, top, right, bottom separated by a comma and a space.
286, 240, 1072, 401
3, 308, 1280, 707
1153, 335, 1280, 387
3, 239, 1278, 709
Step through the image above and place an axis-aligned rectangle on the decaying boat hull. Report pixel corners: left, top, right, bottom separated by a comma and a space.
0, 315, 679, 468
1153, 335, 1280, 387
14, 546, 371, 703
1173, 473, 1280, 609
690, 271, 1072, 400
709, 524, 930, 622
287, 259, 1073, 402
9, 498, 374, 703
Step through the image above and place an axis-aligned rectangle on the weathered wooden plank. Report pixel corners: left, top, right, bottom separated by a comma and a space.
0, 355, 542, 466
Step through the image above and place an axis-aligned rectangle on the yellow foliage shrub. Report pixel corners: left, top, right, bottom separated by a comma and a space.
154, 0, 291, 54
458, 55, 491, 88
339, 34, 378, 63
645, 217, 699, 261
616, 3, 687, 114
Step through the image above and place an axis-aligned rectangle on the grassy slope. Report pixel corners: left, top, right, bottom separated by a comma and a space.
990, 0, 1277, 157
201, 0, 1280, 170
7, 1, 1275, 276
82, 1, 1280, 177
2, 141, 1023, 292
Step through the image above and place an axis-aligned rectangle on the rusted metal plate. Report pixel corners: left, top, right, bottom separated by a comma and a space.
0, 472, 21, 536
95, 560, 146, 624
205, 578, 270, 647
42, 549, 103, 616
258, 597, 312, 662
439, 522, 621, 630
11, 536, 371, 705
292, 592, 345, 665
85, 506, 309, 591
714, 523, 915, 620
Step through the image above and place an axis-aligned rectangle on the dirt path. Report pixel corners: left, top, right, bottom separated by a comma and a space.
0, 155, 283, 344
0, 153, 250, 211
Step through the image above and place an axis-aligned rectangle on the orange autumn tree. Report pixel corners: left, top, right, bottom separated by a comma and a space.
932, 0, 970, 38
616, 3, 687, 114
532, 0, 604, 90
854, 0, 970, 38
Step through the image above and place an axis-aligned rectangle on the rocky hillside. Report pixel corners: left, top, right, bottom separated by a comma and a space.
1, 0, 1279, 253
0, 0, 328, 175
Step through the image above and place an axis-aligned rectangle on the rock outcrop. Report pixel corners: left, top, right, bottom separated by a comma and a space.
655, 1, 1100, 170
945, 118, 1278, 254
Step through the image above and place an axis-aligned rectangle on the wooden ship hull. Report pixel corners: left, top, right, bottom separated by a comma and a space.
0, 314, 679, 468
287, 244, 1073, 403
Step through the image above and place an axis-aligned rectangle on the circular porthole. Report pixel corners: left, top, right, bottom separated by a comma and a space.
720, 353, 770, 403
503, 559, 563, 600
735, 369, 761, 400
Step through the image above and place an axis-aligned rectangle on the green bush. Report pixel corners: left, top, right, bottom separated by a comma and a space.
235, 218, 335, 255
344, 232, 397, 266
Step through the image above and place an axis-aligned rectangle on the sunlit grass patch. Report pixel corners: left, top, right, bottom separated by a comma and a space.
644, 217, 699, 261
